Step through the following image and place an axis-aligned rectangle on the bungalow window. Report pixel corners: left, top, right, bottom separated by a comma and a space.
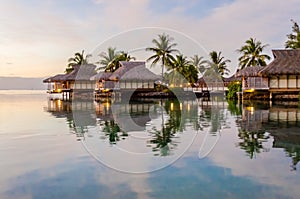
269, 77, 278, 88
288, 75, 297, 88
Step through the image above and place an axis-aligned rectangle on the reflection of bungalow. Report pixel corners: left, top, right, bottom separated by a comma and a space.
235, 50, 300, 100
239, 104, 300, 169
92, 61, 161, 92
43, 64, 97, 99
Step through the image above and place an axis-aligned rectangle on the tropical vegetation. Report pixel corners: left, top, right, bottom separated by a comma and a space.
146, 33, 179, 79
237, 38, 270, 69
98, 48, 135, 72
206, 51, 231, 77
227, 81, 242, 99
285, 19, 300, 49
191, 54, 207, 74
66, 50, 90, 73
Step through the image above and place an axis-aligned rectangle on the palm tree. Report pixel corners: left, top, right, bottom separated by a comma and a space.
190, 55, 207, 74
285, 19, 300, 49
66, 50, 90, 73
207, 51, 230, 77
97, 47, 119, 72
107, 51, 136, 72
169, 54, 198, 84
98, 48, 135, 72
146, 33, 179, 79
237, 38, 270, 69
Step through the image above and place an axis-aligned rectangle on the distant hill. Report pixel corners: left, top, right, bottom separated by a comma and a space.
0, 76, 47, 90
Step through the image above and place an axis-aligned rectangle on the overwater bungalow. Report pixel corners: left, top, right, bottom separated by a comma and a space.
235, 66, 269, 92
109, 61, 161, 91
90, 72, 114, 92
235, 49, 300, 100
91, 61, 161, 99
43, 64, 97, 99
259, 49, 300, 100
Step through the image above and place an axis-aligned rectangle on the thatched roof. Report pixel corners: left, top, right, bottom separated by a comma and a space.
224, 74, 241, 82
109, 61, 161, 81
259, 49, 300, 76
235, 66, 264, 77
65, 64, 97, 81
90, 72, 112, 81
43, 64, 97, 83
43, 74, 66, 83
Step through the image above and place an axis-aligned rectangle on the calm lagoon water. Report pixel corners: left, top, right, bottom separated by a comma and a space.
0, 90, 300, 199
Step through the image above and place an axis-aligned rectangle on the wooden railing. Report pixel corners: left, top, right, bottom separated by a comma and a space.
243, 77, 269, 90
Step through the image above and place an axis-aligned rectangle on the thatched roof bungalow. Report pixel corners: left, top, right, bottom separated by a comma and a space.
259, 50, 300, 93
91, 61, 161, 93
235, 66, 268, 92
43, 64, 97, 94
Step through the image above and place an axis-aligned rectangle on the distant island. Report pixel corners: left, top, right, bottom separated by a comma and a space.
0, 76, 47, 90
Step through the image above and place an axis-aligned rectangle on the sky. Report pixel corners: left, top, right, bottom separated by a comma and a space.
0, 0, 300, 78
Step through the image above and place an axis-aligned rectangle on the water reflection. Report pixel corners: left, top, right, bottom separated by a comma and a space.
236, 101, 300, 169
45, 98, 300, 170
45, 98, 200, 157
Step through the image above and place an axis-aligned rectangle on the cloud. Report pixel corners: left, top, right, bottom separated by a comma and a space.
1, 0, 300, 77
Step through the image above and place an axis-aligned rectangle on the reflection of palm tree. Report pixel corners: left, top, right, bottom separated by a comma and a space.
200, 101, 226, 134
227, 100, 242, 116
102, 120, 128, 144
149, 99, 195, 156
238, 129, 269, 159
281, 144, 300, 171
150, 127, 174, 156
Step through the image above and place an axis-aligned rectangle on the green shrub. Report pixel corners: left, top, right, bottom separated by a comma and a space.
227, 81, 242, 99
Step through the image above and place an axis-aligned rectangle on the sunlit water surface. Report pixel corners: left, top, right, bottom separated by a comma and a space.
0, 90, 300, 199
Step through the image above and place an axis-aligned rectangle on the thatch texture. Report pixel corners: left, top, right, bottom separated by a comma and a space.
43, 74, 66, 83
223, 74, 241, 87
90, 72, 112, 81
224, 74, 241, 82
43, 64, 97, 83
235, 66, 264, 77
109, 61, 161, 81
64, 64, 97, 81
259, 49, 300, 76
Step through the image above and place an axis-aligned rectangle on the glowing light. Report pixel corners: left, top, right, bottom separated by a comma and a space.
104, 102, 110, 108
180, 103, 182, 110
170, 103, 174, 111
56, 99, 62, 110
245, 88, 255, 92
170, 84, 174, 88
246, 106, 255, 114
187, 103, 190, 111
